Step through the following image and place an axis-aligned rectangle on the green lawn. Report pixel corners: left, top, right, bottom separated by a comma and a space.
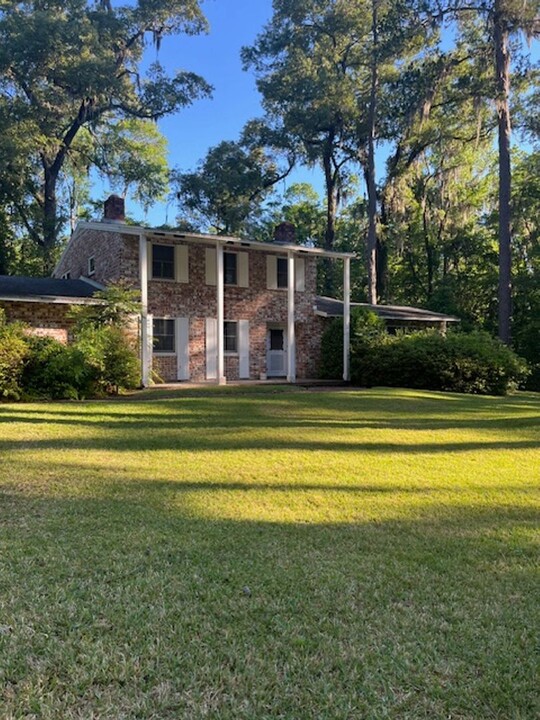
0, 387, 538, 719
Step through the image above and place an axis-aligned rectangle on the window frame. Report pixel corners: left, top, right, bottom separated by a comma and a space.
152, 317, 176, 355
151, 243, 175, 281
276, 257, 288, 289
224, 320, 238, 354
87, 256, 95, 277
224, 251, 238, 286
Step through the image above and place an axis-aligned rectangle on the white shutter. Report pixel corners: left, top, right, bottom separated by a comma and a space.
147, 241, 153, 280
205, 247, 217, 285
295, 257, 305, 291
206, 317, 217, 380
175, 245, 189, 283
176, 317, 189, 380
142, 313, 153, 386
266, 254, 277, 289
238, 320, 250, 379
238, 252, 249, 287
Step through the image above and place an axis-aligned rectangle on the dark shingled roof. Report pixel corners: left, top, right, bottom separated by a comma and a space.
0, 275, 99, 301
315, 296, 460, 323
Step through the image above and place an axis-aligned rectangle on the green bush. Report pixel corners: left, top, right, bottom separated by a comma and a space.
351, 329, 528, 396
22, 336, 92, 400
320, 308, 386, 380
0, 309, 28, 400
75, 325, 139, 395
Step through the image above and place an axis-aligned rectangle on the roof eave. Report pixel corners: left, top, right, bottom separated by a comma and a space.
72, 220, 356, 260
0, 294, 102, 305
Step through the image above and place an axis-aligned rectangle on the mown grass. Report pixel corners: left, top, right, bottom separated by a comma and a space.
0, 387, 538, 719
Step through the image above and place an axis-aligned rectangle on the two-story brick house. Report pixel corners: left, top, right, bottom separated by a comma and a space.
53, 196, 354, 385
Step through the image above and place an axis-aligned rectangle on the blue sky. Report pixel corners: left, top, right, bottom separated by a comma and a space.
107, 0, 539, 226
109, 0, 323, 224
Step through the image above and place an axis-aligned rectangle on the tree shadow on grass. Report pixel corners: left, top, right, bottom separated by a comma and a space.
0, 432, 538, 455
0, 390, 538, 437
0, 487, 537, 719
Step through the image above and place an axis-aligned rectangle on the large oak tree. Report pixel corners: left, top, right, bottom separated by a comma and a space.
0, 0, 211, 270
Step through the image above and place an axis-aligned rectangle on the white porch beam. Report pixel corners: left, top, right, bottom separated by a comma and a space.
139, 234, 151, 387
343, 256, 351, 382
287, 251, 296, 383
216, 242, 226, 384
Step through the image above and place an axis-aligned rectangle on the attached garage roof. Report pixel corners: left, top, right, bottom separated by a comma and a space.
315, 296, 460, 323
0, 275, 101, 304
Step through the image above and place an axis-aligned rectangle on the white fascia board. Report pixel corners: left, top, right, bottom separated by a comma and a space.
73, 220, 356, 260
0, 295, 103, 305
79, 276, 105, 289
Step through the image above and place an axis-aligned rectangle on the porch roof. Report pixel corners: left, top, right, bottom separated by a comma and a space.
315, 296, 460, 323
0, 275, 102, 304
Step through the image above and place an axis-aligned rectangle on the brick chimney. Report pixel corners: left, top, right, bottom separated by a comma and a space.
103, 194, 125, 223
273, 221, 296, 245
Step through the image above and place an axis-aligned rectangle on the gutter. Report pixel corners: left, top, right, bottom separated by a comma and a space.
0, 295, 103, 305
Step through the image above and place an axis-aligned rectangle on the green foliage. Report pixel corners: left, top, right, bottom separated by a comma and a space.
1, 285, 140, 401
320, 308, 386, 380
0, 309, 28, 400
351, 330, 528, 396
71, 284, 141, 395
93, 119, 170, 211
173, 139, 291, 235
22, 336, 92, 400
511, 151, 540, 390
70, 285, 140, 329
0, 0, 211, 269
75, 325, 139, 395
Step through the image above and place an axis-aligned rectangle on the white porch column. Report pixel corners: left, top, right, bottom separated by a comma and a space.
139, 234, 151, 386
287, 251, 296, 383
343, 256, 351, 382
216, 242, 226, 384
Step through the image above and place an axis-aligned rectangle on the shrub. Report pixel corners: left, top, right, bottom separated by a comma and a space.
320, 308, 386, 380
351, 329, 528, 396
22, 336, 92, 400
75, 325, 139, 395
0, 309, 28, 400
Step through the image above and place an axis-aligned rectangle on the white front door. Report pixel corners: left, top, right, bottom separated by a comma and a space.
267, 327, 287, 377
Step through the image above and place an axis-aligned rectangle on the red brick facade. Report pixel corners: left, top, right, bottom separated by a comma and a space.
55, 227, 132, 285
0, 301, 74, 343
53, 225, 328, 382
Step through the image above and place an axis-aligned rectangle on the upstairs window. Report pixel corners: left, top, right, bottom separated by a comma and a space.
277, 257, 288, 288
152, 245, 175, 280
224, 252, 237, 285
88, 256, 95, 276
61, 271, 71, 280
153, 318, 175, 353
224, 321, 238, 353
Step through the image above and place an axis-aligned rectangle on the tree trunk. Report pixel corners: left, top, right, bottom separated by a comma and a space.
494, 1, 512, 344
378, 195, 390, 301
422, 196, 434, 300
42, 162, 58, 273
366, 0, 379, 304
322, 147, 337, 295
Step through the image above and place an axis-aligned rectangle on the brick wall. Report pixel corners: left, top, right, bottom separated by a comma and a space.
55, 226, 328, 382
145, 240, 324, 382
0, 301, 75, 343
54, 227, 133, 285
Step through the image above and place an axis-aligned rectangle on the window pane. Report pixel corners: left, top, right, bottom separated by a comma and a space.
269, 329, 284, 351
224, 321, 238, 352
224, 252, 237, 285
153, 318, 175, 353
277, 257, 288, 288
152, 245, 175, 279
